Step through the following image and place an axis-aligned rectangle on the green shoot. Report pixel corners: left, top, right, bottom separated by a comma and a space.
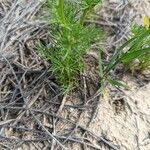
37, 0, 103, 93
122, 25, 150, 73
102, 23, 150, 89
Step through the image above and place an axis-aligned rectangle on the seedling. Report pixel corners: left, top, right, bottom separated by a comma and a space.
122, 16, 150, 73
37, 0, 103, 93
102, 16, 150, 90
37, 1, 150, 93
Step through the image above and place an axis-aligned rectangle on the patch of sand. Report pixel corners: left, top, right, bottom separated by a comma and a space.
86, 79, 150, 150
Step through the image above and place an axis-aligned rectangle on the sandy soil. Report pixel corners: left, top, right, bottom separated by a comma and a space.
85, 77, 150, 150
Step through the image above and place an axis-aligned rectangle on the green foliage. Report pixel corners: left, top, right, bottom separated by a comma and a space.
38, 0, 150, 93
83, 0, 102, 8
101, 24, 150, 89
123, 25, 150, 72
37, 0, 103, 92
80, 0, 102, 25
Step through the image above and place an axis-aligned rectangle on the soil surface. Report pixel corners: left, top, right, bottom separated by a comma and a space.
84, 77, 150, 150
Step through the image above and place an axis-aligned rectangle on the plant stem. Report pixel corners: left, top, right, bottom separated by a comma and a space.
98, 50, 103, 79
59, 0, 66, 25
80, 8, 89, 26
98, 49, 105, 93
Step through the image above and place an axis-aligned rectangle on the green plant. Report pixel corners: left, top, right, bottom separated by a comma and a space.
38, 0, 150, 93
37, 0, 103, 92
101, 23, 150, 89
123, 25, 150, 73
